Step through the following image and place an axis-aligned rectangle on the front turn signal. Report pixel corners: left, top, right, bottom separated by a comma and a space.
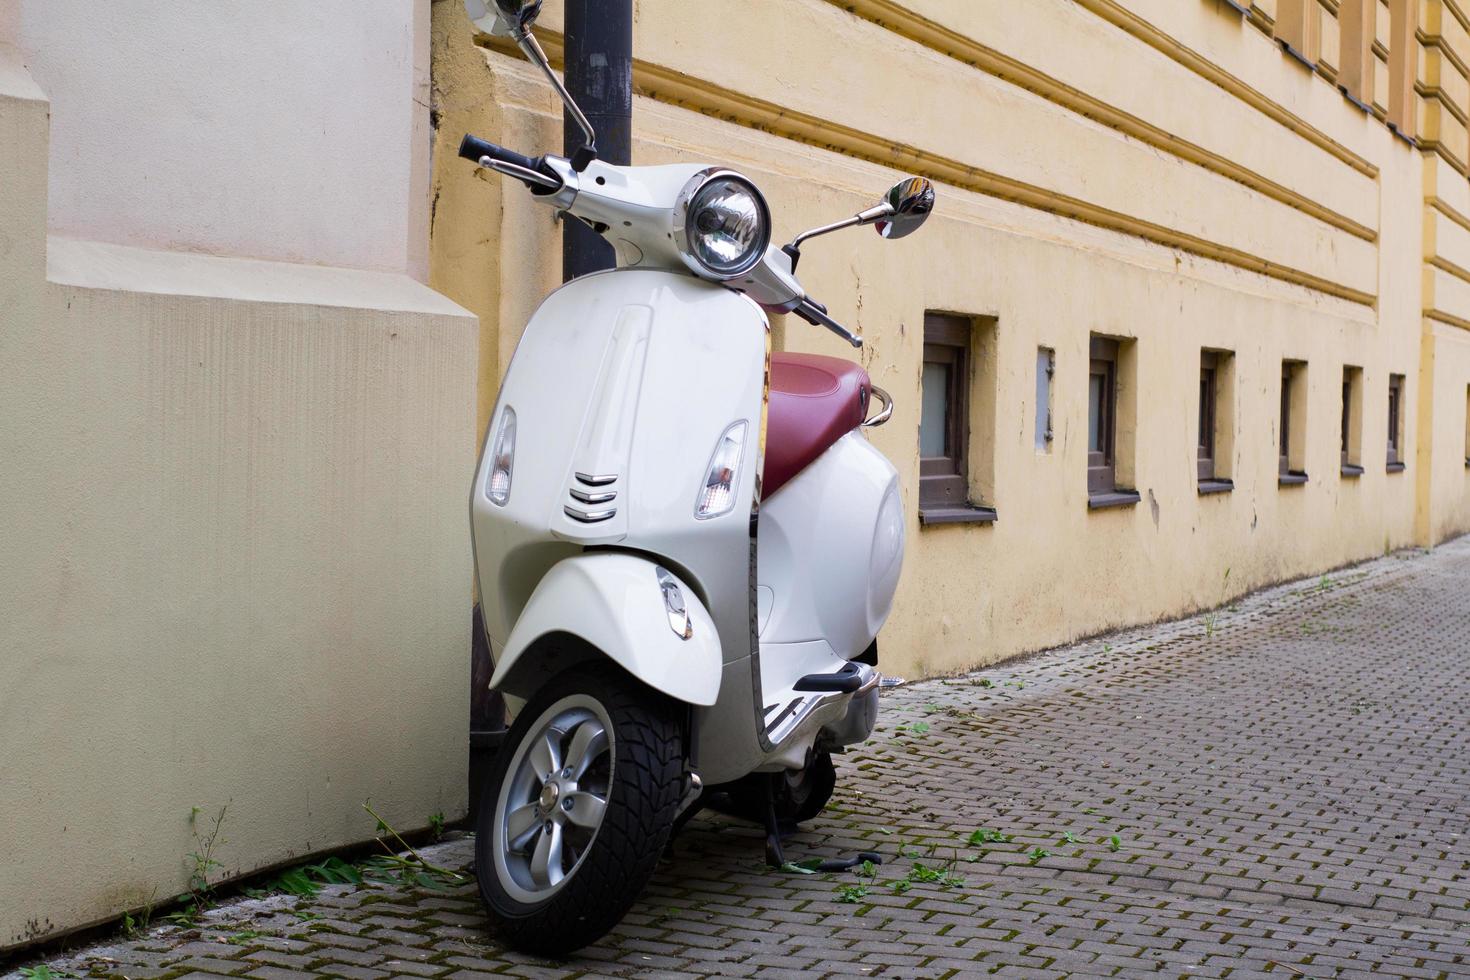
694, 420, 747, 520
484, 406, 517, 506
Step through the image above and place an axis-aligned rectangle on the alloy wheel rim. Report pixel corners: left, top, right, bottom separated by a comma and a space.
492, 694, 613, 903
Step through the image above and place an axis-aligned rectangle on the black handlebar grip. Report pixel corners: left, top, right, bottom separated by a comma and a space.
458, 133, 543, 176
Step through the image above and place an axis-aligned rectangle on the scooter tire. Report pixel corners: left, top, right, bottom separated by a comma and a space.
783, 749, 836, 824
474, 664, 684, 955
709, 749, 837, 826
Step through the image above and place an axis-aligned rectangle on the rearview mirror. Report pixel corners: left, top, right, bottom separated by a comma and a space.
787, 175, 937, 256
464, 0, 542, 38
872, 177, 934, 239
462, 0, 598, 170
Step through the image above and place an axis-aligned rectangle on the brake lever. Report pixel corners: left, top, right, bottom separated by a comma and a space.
477, 155, 562, 192
794, 298, 863, 348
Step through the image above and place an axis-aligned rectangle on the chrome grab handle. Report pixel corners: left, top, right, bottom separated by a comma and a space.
862, 384, 893, 428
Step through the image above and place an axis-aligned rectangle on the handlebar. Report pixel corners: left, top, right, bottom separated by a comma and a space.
793, 298, 863, 348
458, 133, 561, 192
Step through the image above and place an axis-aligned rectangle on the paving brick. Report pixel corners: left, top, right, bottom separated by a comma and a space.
244, 968, 319, 980
171, 956, 251, 975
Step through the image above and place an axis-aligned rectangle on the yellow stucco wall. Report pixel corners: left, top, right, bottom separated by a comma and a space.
1, 45, 478, 950
428, 0, 1470, 680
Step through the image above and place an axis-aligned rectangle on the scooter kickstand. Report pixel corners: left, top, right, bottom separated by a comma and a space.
762, 776, 788, 868
761, 775, 882, 873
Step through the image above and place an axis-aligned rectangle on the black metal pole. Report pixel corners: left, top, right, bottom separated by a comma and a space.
562, 0, 632, 282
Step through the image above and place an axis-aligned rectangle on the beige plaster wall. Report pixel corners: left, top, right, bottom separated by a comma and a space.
430, 0, 1470, 680
1422, 323, 1470, 541
1, 46, 478, 950
11, 0, 433, 277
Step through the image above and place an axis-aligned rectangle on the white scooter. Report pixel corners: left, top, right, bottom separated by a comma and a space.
461, 0, 933, 953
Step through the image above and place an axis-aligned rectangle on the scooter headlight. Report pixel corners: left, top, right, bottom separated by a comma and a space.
676, 171, 770, 281
483, 406, 516, 506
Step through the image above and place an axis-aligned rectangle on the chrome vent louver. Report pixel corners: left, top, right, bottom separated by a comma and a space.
564, 472, 618, 523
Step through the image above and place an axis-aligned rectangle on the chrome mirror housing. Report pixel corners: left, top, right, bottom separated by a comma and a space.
463, 0, 542, 38
873, 176, 935, 239
787, 175, 937, 254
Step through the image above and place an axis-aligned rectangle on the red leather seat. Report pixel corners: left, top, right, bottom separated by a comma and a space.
764, 353, 870, 498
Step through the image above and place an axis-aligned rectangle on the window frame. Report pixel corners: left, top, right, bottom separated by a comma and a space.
919, 315, 968, 509
1279, 361, 1308, 486
1088, 337, 1118, 497
1198, 351, 1218, 483
1340, 365, 1364, 477
1386, 373, 1405, 471
918, 313, 997, 524
1279, 364, 1291, 477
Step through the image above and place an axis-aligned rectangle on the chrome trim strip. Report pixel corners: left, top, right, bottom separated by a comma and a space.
574, 472, 617, 487
569, 487, 617, 504
563, 505, 616, 523
765, 663, 879, 746
748, 309, 775, 755
764, 697, 804, 735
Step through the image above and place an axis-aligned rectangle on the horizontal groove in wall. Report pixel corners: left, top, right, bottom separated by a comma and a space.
1423, 34, 1470, 83
825, 0, 1376, 242
1414, 115, 1470, 175
1430, 197, 1470, 236
1444, 0, 1470, 36
1427, 307, 1470, 330
1070, 0, 1379, 178
1417, 91, 1470, 134
476, 33, 1375, 306
1430, 254, 1470, 289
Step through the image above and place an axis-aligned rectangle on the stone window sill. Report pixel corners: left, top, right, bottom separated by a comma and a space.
1278, 471, 1308, 487
1341, 464, 1364, 478
1088, 489, 1141, 510
919, 504, 998, 526
1198, 479, 1234, 496
1387, 461, 1406, 473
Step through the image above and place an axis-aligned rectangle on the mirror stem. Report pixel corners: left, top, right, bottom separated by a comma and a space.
514, 30, 598, 166
787, 202, 894, 251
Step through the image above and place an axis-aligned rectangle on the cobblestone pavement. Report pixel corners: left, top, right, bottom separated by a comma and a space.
11, 539, 1470, 979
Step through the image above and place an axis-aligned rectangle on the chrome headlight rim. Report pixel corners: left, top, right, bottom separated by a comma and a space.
673, 168, 771, 282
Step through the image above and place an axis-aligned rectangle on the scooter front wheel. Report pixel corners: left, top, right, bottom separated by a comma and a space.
474, 664, 684, 954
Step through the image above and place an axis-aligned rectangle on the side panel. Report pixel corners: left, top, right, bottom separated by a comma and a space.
492, 554, 722, 705
757, 432, 906, 656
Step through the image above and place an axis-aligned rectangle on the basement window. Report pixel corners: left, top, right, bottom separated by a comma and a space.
1198, 350, 1234, 495
1088, 336, 1139, 509
1341, 365, 1364, 477
919, 313, 997, 525
1279, 360, 1308, 486
1387, 373, 1405, 472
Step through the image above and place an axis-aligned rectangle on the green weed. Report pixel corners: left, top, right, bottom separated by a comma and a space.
20, 966, 68, 980
835, 859, 878, 904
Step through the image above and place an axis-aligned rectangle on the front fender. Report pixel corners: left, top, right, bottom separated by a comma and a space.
492, 553, 722, 706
